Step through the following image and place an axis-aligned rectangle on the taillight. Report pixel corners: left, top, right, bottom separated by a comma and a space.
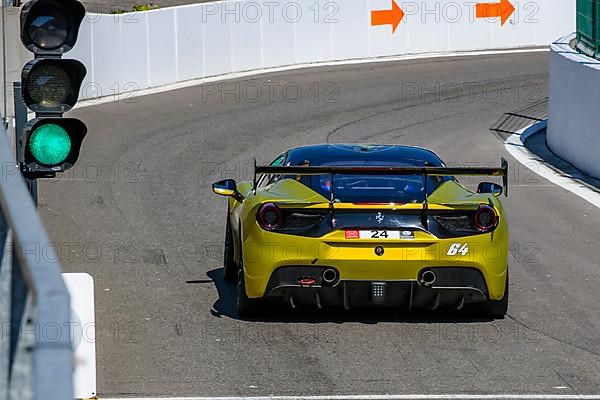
257, 203, 282, 230
474, 205, 498, 232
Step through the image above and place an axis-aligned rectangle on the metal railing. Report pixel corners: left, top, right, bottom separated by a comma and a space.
577, 0, 600, 58
0, 119, 73, 400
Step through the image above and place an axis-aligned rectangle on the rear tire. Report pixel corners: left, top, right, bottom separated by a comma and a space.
223, 215, 237, 283
481, 271, 509, 319
237, 267, 263, 318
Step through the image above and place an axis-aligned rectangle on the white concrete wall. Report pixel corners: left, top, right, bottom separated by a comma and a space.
69, 0, 574, 100
4, 0, 576, 106
548, 34, 600, 179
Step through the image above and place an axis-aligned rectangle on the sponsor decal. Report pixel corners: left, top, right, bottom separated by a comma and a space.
345, 230, 360, 239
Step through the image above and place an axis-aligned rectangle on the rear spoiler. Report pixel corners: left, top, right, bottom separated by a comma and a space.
254, 158, 509, 197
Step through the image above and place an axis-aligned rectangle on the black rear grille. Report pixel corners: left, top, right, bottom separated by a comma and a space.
277, 211, 327, 233
433, 214, 479, 235
269, 208, 485, 239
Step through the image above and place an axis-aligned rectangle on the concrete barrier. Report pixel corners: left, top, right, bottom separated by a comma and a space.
3, 0, 576, 108
548, 33, 600, 179
68, 0, 574, 100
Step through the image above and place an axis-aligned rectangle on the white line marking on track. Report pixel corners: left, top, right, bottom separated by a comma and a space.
76, 47, 548, 109
102, 395, 600, 400
504, 120, 600, 209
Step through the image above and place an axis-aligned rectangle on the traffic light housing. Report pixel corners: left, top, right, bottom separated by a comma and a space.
21, 59, 86, 113
19, 0, 87, 179
20, 0, 85, 55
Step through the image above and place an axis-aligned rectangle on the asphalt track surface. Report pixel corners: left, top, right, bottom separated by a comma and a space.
39, 52, 600, 397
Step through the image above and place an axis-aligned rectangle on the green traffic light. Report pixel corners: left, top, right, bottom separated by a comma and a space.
28, 123, 71, 166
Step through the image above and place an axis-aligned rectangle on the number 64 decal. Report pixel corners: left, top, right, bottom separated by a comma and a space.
447, 243, 469, 256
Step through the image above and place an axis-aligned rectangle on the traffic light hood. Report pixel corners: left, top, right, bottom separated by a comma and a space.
20, 0, 85, 55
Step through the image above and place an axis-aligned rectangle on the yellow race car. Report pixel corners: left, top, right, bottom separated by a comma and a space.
213, 144, 509, 318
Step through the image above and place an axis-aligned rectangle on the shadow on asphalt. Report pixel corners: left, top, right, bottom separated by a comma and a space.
525, 129, 600, 193
490, 98, 549, 141
202, 268, 494, 324
490, 98, 600, 193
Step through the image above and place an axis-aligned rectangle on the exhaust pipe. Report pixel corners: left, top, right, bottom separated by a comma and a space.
420, 270, 437, 287
322, 268, 338, 285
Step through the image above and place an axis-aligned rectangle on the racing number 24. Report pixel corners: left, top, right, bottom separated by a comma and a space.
371, 230, 389, 239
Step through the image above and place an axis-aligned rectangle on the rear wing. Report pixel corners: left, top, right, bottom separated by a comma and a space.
254, 158, 509, 197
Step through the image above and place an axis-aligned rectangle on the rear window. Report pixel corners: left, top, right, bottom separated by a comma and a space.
306, 161, 445, 204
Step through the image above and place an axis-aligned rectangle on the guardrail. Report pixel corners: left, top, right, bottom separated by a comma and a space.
0, 120, 73, 400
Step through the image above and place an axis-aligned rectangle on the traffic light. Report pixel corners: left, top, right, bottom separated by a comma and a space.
18, 0, 87, 178
22, 118, 87, 173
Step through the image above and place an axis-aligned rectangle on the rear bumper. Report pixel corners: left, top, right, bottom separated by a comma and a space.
263, 266, 488, 310
242, 217, 508, 301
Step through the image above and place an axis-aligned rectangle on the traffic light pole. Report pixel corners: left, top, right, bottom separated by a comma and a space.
13, 81, 38, 206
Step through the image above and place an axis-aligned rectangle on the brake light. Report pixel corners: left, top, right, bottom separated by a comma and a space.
257, 203, 282, 230
474, 205, 498, 232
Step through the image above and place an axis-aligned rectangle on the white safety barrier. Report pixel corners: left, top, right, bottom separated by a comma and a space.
63, 273, 97, 399
58, 0, 575, 100
548, 33, 600, 179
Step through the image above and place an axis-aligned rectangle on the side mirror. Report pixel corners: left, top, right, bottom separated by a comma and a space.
477, 182, 503, 197
212, 179, 244, 202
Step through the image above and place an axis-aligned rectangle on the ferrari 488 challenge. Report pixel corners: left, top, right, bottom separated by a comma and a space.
213, 144, 509, 318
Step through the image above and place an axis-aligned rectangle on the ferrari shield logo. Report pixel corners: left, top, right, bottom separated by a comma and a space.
375, 212, 384, 224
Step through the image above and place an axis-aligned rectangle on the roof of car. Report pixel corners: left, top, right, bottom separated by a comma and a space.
284, 144, 445, 167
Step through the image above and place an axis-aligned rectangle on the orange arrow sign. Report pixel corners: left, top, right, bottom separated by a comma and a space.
371, 0, 405, 33
476, 0, 515, 26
